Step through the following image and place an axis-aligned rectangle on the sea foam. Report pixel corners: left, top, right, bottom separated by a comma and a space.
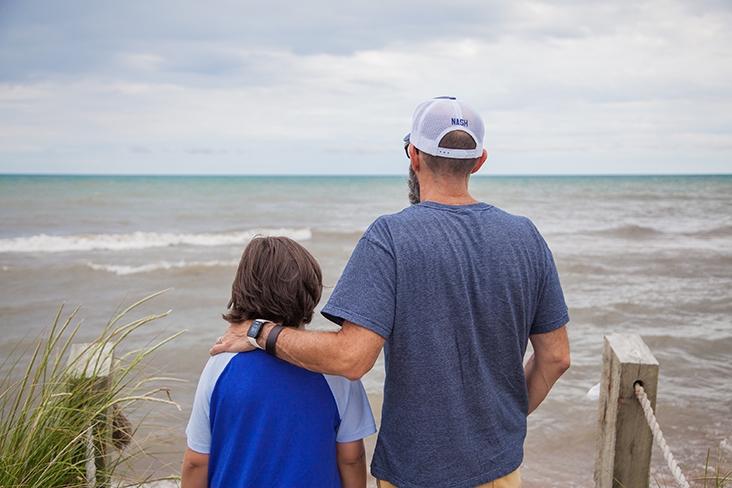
0, 228, 312, 253
87, 259, 239, 275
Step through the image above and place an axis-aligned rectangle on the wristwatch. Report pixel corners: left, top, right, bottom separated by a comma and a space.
246, 319, 269, 350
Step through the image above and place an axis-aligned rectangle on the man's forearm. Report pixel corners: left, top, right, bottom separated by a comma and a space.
524, 326, 571, 414
259, 320, 385, 381
524, 353, 565, 414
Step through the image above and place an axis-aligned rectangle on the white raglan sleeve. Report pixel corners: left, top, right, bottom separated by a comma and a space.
324, 375, 377, 443
185, 353, 236, 454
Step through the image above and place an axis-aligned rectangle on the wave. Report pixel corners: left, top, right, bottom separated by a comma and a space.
591, 223, 732, 242
87, 259, 239, 276
0, 228, 312, 253
693, 224, 732, 239
594, 224, 664, 240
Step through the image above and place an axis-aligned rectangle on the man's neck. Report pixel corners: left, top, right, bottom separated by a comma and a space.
421, 194, 478, 206
419, 179, 478, 206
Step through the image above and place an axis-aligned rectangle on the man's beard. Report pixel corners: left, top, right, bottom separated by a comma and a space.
408, 166, 420, 205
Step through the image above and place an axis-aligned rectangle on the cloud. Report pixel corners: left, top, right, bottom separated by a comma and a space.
0, 0, 508, 80
0, 0, 731, 174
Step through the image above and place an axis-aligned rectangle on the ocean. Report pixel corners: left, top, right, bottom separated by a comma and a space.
1, 174, 730, 486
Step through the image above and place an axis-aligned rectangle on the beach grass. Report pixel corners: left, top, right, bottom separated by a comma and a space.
694, 448, 732, 488
0, 290, 184, 487
648, 445, 732, 488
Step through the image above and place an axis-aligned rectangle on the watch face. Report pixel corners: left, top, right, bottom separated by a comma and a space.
247, 320, 264, 339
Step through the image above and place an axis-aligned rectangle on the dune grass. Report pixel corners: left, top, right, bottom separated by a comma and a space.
693, 447, 732, 488
651, 451, 732, 488
0, 291, 184, 487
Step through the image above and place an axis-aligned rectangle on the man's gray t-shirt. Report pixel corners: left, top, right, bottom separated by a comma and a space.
322, 201, 569, 488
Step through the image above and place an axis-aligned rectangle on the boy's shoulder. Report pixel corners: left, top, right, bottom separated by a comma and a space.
196, 352, 237, 390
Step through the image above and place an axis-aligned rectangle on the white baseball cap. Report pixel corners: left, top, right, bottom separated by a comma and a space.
404, 96, 485, 159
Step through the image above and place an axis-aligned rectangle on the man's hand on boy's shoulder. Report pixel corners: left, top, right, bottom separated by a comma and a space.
210, 320, 261, 356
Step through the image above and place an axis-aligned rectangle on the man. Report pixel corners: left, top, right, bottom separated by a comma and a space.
213, 97, 570, 488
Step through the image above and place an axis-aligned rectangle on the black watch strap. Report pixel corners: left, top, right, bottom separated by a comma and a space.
266, 325, 285, 356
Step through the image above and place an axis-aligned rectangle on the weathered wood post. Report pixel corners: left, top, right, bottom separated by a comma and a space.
594, 334, 659, 488
67, 342, 115, 488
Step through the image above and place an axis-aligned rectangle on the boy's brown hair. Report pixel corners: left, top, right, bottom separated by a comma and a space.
223, 236, 323, 328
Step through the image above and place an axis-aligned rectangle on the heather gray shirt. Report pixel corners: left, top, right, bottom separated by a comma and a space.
322, 202, 569, 488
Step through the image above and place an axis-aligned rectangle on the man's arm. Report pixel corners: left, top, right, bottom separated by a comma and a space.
524, 325, 571, 415
181, 447, 208, 488
336, 439, 367, 488
210, 320, 386, 381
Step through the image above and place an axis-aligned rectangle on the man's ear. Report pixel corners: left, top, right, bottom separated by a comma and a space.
470, 149, 488, 174
409, 144, 421, 172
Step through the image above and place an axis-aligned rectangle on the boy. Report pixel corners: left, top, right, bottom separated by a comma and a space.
182, 236, 376, 488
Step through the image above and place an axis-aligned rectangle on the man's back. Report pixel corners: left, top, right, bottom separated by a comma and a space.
322, 202, 569, 487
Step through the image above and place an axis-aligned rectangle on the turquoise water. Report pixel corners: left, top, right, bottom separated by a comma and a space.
1, 174, 731, 485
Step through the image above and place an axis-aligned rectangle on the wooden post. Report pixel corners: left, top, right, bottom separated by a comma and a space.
67, 342, 115, 488
594, 334, 659, 488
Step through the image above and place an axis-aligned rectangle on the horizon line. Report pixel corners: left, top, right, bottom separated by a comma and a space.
2, 172, 731, 178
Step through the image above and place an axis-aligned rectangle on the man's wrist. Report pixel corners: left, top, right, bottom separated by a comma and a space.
265, 325, 285, 356
247, 319, 269, 350
256, 322, 277, 350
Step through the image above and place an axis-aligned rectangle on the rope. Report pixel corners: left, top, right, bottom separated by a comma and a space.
634, 383, 690, 488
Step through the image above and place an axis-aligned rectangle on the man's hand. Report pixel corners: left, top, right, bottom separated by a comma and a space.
209, 320, 258, 356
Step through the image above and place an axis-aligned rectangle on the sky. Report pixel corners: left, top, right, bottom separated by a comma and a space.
0, 0, 731, 176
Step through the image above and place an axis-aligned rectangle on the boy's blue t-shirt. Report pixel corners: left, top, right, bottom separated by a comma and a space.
186, 351, 376, 488
321, 202, 569, 488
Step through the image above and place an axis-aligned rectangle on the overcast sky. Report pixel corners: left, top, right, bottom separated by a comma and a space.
1, 0, 731, 175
